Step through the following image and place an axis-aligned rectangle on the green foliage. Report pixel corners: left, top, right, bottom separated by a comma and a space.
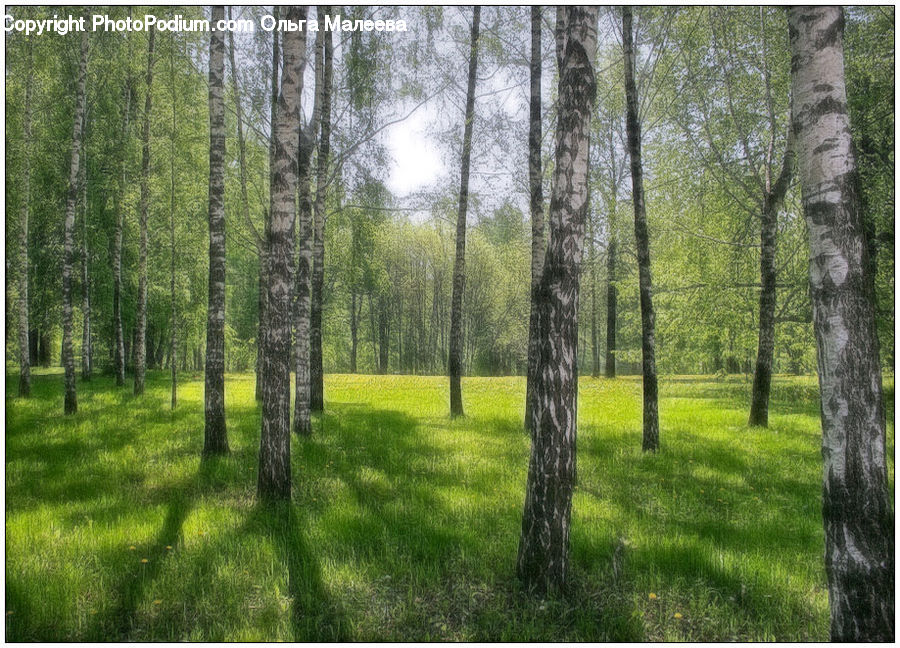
3, 6, 892, 379
6, 370, 894, 640
845, 6, 895, 365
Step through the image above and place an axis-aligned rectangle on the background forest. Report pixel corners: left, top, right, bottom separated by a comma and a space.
4, 5, 895, 643
5, 6, 893, 381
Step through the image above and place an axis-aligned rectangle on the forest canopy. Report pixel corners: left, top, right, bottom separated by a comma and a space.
3, 5, 895, 642
5, 6, 892, 381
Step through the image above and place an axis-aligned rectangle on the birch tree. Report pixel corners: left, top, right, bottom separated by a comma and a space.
788, 6, 894, 640
204, 5, 228, 455
134, 28, 155, 396
623, 6, 659, 452
169, 30, 178, 409
258, 6, 307, 499
113, 61, 131, 387
524, 6, 544, 431
258, 9, 279, 402
62, 31, 88, 415
80, 119, 91, 381
310, 5, 333, 414
448, 6, 480, 418
517, 6, 598, 593
17, 36, 33, 397
293, 21, 323, 437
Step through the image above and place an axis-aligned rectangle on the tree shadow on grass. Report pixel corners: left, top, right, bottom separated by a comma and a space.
78, 454, 245, 641
78, 459, 234, 641
245, 501, 349, 641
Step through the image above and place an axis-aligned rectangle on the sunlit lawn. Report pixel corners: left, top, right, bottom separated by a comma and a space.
5, 368, 894, 641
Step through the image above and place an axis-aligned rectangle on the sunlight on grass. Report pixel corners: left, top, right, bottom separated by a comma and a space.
5, 369, 894, 640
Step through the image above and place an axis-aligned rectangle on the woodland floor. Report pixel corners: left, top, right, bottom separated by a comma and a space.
5, 369, 895, 641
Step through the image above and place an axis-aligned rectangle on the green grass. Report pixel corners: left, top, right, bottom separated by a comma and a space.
5, 369, 894, 641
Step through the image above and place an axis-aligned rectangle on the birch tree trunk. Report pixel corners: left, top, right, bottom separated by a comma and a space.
517, 6, 597, 594
788, 7, 894, 640
589, 216, 599, 378
605, 207, 617, 378
62, 31, 88, 415
349, 291, 358, 373
169, 30, 178, 410
134, 28, 155, 396
524, 6, 544, 431
293, 24, 322, 437
448, 6, 480, 418
748, 135, 794, 426
80, 121, 92, 381
310, 6, 333, 414
623, 6, 659, 452
258, 12, 279, 402
204, 6, 229, 455
259, 6, 307, 500
113, 79, 131, 387
17, 37, 33, 397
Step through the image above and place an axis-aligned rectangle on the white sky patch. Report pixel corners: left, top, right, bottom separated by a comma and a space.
382, 105, 445, 198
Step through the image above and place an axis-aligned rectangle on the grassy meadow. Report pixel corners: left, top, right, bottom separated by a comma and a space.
5, 369, 895, 641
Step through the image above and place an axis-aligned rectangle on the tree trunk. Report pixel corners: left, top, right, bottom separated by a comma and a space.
259, 6, 307, 500
113, 76, 131, 387
62, 31, 88, 415
293, 23, 323, 437
367, 292, 378, 367
80, 129, 92, 381
310, 7, 333, 413
134, 29, 155, 396
749, 135, 795, 426
788, 7, 894, 640
204, 6, 228, 455
525, 6, 544, 431
378, 297, 389, 374
17, 37, 33, 397
258, 13, 279, 402
169, 31, 178, 410
605, 221, 617, 378
623, 6, 659, 452
39, 331, 51, 367
227, 5, 265, 396
748, 206, 776, 426
349, 291, 358, 373
449, 6, 480, 418
293, 164, 313, 436
517, 6, 597, 594
589, 216, 600, 378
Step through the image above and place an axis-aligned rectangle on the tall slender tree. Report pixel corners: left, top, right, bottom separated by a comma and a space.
113, 60, 132, 387
746, 9, 795, 427
788, 6, 894, 640
623, 6, 659, 452
448, 6, 480, 418
204, 6, 228, 455
747, 129, 794, 426
605, 203, 617, 378
310, 5, 333, 414
80, 116, 92, 381
258, 7, 280, 402
518, 6, 598, 593
524, 6, 544, 431
134, 28, 155, 396
169, 28, 178, 410
293, 22, 323, 437
62, 30, 88, 415
17, 35, 34, 397
589, 213, 599, 377
259, 5, 307, 500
